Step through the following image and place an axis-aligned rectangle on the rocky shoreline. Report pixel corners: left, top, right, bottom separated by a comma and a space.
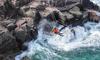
0, 0, 100, 60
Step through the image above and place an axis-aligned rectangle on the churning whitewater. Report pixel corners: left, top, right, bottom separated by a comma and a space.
15, 19, 100, 60
90, 0, 100, 6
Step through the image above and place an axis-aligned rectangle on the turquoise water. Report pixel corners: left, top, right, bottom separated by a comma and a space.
15, 20, 100, 60
31, 47, 100, 60
59, 47, 100, 60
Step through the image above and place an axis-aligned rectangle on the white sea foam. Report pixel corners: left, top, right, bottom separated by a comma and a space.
15, 19, 100, 60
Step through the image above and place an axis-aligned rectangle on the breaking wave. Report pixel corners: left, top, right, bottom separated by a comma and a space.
15, 19, 100, 60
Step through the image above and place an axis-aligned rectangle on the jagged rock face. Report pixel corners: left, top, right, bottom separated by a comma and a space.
0, 31, 17, 53
47, 0, 67, 7
53, 0, 66, 7
40, 0, 81, 7
16, 0, 33, 7
0, 53, 16, 60
13, 17, 38, 50
88, 10, 100, 22
14, 27, 27, 43
36, 5, 46, 11
0, 16, 38, 53
6, 0, 34, 7
0, 0, 34, 19
33, 11, 42, 27
14, 19, 30, 43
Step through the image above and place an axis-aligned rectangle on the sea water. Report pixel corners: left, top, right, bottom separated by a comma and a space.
15, 18, 100, 60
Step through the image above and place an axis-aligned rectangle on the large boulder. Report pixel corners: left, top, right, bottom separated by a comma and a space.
14, 17, 38, 50
14, 27, 27, 43
87, 10, 100, 22
69, 6, 82, 16
33, 11, 42, 27
12, 24, 28, 50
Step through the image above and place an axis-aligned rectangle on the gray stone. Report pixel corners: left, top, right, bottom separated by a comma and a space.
7, 23, 17, 31
62, 12, 74, 19
69, 6, 82, 16
14, 28, 27, 43
16, 0, 33, 7
0, 31, 17, 53
36, 5, 46, 11
0, 53, 17, 60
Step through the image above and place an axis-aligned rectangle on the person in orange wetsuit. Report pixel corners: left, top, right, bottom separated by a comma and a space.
52, 27, 63, 36
52, 27, 59, 34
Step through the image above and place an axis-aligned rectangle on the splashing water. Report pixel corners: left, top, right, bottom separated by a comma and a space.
15, 19, 100, 60
90, 0, 100, 6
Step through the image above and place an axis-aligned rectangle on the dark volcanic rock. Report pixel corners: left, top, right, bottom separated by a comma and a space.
13, 18, 38, 50
0, 52, 17, 60
0, 19, 15, 27
16, 0, 33, 7
34, 10, 42, 27
0, 0, 34, 19
3, 0, 16, 18
36, 5, 46, 11
0, 31, 17, 53
7, 23, 17, 32
14, 28, 27, 43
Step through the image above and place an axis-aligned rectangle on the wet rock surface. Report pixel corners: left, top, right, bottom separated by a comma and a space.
21, 56, 31, 60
